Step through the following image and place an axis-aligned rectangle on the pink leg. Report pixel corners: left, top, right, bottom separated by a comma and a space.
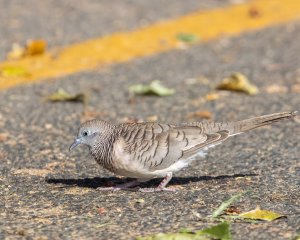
97, 180, 140, 191
139, 172, 175, 192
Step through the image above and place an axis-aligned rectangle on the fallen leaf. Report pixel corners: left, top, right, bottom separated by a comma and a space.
7, 43, 25, 60
97, 207, 107, 215
137, 222, 231, 240
187, 110, 212, 120
198, 222, 231, 240
129, 80, 175, 96
212, 192, 243, 218
176, 33, 199, 43
136, 199, 145, 204
46, 89, 86, 103
25, 39, 47, 56
216, 72, 258, 95
0, 66, 30, 77
248, 6, 262, 18
225, 206, 241, 215
205, 92, 220, 101
265, 84, 288, 94
239, 208, 284, 221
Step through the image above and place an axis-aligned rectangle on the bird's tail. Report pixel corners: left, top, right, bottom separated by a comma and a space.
233, 111, 297, 134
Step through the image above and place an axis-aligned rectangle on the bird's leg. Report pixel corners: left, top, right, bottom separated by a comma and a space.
139, 172, 175, 192
97, 179, 140, 191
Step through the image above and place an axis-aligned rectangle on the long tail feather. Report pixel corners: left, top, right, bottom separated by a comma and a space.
234, 111, 297, 134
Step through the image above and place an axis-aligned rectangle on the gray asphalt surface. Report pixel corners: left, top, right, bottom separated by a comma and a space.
1, 1, 300, 240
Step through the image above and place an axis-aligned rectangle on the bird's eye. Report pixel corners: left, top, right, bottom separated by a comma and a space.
82, 131, 89, 137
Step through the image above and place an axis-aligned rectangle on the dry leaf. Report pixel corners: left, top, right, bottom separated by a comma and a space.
25, 39, 47, 56
97, 207, 107, 215
187, 110, 212, 120
46, 89, 86, 103
212, 192, 243, 218
248, 6, 262, 18
136, 199, 145, 204
129, 80, 175, 96
225, 206, 241, 215
205, 92, 220, 101
0, 66, 30, 77
216, 72, 258, 95
239, 208, 284, 221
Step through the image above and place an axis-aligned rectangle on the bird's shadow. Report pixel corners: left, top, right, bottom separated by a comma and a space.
46, 173, 257, 189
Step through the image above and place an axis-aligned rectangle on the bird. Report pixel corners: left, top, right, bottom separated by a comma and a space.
69, 111, 297, 192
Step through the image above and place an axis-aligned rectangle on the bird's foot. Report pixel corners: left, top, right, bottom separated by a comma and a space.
138, 172, 175, 192
97, 180, 140, 191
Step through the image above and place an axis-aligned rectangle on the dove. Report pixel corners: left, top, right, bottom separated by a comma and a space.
69, 111, 297, 192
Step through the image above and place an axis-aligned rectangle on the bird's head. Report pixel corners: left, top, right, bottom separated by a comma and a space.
69, 119, 115, 151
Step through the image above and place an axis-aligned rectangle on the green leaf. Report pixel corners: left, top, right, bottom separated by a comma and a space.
197, 222, 231, 240
0, 66, 30, 77
136, 222, 231, 240
129, 80, 175, 96
216, 72, 259, 95
212, 192, 243, 218
46, 89, 86, 103
176, 33, 199, 43
239, 208, 284, 221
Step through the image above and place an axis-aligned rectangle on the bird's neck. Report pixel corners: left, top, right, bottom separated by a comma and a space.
90, 133, 117, 172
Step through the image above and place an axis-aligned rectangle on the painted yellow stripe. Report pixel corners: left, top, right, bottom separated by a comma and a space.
1, 0, 300, 90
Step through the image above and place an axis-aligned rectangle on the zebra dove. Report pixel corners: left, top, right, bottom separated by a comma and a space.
70, 111, 297, 192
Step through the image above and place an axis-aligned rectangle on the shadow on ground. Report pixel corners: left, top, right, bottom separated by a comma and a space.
45, 173, 257, 189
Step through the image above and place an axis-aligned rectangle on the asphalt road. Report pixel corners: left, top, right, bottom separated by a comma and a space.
1, 1, 300, 239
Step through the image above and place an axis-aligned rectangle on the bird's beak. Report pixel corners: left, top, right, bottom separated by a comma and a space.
69, 138, 82, 152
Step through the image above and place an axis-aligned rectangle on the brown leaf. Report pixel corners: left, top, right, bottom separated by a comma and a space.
205, 92, 220, 101
187, 110, 212, 120
248, 6, 262, 18
225, 206, 241, 215
97, 207, 107, 215
25, 39, 47, 56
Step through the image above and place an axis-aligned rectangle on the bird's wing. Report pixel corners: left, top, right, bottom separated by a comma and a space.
120, 122, 230, 171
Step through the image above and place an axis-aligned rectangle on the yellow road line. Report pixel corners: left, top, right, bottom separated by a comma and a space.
1, 0, 300, 90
